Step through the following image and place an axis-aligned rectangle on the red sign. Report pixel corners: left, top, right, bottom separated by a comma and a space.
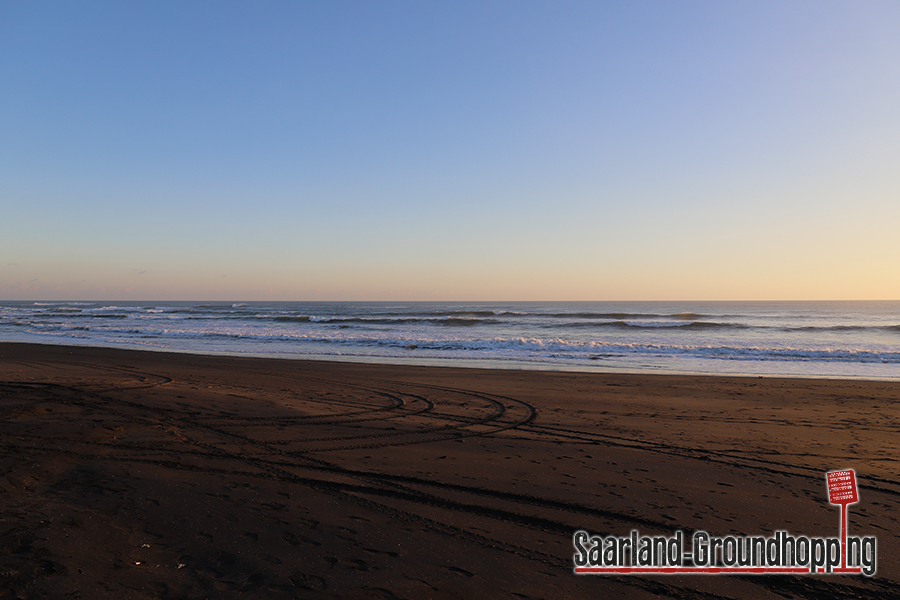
826, 469, 858, 505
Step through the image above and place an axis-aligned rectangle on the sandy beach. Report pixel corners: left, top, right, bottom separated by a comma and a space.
1, 342, 898, 599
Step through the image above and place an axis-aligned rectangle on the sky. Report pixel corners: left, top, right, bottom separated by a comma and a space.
1, 1, 899, 301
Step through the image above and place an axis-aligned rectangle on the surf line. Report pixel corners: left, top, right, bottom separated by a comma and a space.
572, 469, 876, 576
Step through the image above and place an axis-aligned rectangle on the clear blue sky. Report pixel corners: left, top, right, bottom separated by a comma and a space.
2, 1, 898, 300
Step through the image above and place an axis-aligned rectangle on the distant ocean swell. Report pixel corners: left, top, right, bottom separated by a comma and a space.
20, 308, 900, 333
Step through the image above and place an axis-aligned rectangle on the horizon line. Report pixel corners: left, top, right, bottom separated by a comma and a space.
4, 298, 900, 304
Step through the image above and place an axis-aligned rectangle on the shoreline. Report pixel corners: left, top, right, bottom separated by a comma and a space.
2, 341, 898, 598
4, 338, 899, 382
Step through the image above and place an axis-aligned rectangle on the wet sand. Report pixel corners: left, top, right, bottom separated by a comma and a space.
1, 342, 898, 599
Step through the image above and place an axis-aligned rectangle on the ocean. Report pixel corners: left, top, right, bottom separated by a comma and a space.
1, 300, 899, 379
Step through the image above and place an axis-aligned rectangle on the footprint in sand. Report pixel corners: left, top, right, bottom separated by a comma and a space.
290, 571, 326, 590
442, 566, 474, 578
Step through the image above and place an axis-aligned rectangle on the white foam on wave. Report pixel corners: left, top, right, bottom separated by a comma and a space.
623, 320, 693, 328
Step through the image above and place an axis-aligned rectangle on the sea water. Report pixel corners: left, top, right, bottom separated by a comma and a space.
1, 301, 899, 379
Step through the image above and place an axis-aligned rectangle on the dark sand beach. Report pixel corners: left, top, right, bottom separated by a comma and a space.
1, 342, 898, 599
